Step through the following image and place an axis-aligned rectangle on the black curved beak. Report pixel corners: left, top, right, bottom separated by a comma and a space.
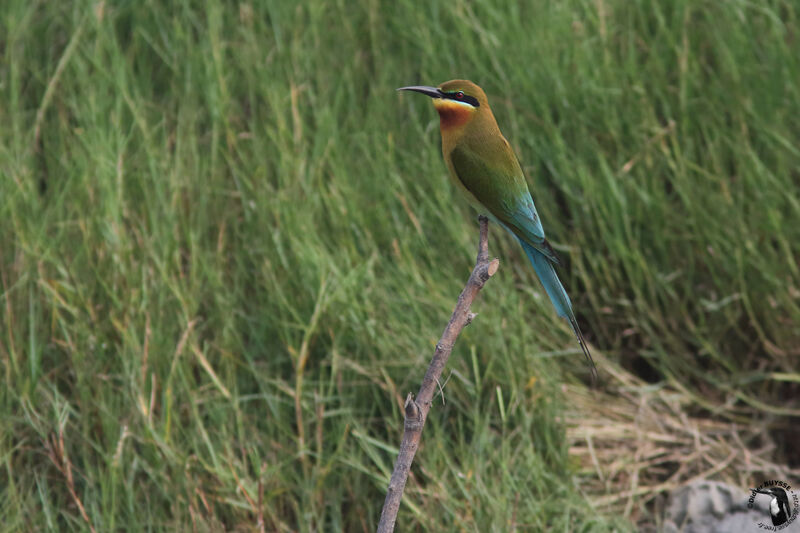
397, 85, 442, 99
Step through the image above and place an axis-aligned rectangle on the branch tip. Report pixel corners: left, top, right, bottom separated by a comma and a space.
476, 215, 490, 263
403, 393, 419, 420
487, 258, 500, 277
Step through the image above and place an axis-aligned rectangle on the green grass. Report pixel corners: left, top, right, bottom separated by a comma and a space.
1, 0, 798, 530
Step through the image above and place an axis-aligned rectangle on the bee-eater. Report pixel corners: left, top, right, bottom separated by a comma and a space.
398, 80, 597, 381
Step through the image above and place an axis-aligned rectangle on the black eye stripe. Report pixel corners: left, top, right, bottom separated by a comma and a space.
442, 91, 480, 107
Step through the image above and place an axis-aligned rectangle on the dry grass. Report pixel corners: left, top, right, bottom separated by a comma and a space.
567, 352, 800, 524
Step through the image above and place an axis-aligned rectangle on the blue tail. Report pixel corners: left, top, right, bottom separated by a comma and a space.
518, 237, 597, 382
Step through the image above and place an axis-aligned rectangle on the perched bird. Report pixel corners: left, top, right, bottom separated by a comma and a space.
398, 80, 597, 381
753, 487, 791, 526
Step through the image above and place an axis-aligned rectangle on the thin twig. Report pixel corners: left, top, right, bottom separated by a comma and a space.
377, 215, 499, 533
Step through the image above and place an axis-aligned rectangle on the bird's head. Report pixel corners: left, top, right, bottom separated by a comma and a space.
397, 80, 489, 131
754, 487, 785, 498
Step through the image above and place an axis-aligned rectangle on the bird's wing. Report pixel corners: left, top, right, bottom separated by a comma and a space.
451, 144, 561, 265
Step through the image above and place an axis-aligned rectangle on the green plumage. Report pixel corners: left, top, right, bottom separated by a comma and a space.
399, 79, 597, 382
449, 144, 561, 265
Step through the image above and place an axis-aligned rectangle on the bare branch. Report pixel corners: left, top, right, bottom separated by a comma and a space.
377, 215, 499, 533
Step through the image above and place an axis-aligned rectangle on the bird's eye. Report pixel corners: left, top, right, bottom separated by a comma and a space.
455, 91, 465, 99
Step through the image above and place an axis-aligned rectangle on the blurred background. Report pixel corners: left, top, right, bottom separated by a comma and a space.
1, 0, 799, 530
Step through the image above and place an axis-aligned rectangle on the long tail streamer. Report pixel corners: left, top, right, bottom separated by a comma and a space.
518, 237, 598, 383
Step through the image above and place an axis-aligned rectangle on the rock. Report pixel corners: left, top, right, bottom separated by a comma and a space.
663, 480, 776, 533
